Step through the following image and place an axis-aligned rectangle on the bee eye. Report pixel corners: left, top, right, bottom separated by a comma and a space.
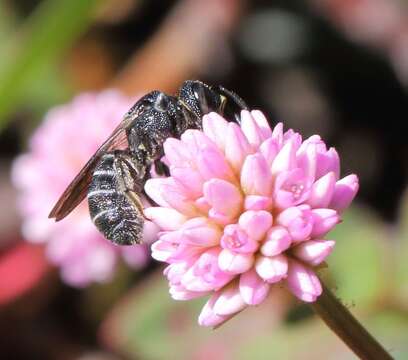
154, 93, 170, 112
192, 82, 220, 113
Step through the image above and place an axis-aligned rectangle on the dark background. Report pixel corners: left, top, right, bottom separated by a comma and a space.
0, 0, 407, 359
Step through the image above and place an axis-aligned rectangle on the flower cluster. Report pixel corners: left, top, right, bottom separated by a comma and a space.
145, 110, 359, 327
12, 91, 157, 287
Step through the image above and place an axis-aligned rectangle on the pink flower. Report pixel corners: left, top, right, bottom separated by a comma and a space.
145, 110, 359, 327
12, 90, 158, 287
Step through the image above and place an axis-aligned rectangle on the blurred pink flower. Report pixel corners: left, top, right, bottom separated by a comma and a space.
145, 110, 359, 327
12, 90, 158, 287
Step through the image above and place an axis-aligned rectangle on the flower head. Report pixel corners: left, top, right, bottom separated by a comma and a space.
12, 91, 158, 287
145, 110, 359, 327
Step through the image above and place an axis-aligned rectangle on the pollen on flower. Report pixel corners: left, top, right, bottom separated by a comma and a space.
144, 110, 359, 327
290, 184, 304, 199
227, 235, 242, 248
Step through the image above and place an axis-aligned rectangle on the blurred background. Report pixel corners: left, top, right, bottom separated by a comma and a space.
0, 0, 408, 359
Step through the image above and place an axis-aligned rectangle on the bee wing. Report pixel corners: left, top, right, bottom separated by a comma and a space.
49, 116, 133, 221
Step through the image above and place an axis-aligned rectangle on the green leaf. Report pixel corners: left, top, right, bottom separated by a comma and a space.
82, 262, 135, 325
102, 271, 407, 360
395, 189, 408, 304
326, 206, 388, 309
369, 311, 408, 360
0, 2, 18, 46
235, 310, 408, 360
0, 0, 102, 130
100, 272, 205, 359
99, 272, 289, 359
20, 61, 72, 117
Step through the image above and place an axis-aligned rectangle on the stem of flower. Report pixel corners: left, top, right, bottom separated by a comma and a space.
310, 282, 393, 360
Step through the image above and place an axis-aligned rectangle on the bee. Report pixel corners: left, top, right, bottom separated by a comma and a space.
49, 80, 248, 245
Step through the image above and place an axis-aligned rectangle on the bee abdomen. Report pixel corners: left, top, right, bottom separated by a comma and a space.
87, 153, 144, 245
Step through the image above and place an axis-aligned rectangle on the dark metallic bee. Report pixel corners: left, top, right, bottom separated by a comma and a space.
49, 80, 248, 245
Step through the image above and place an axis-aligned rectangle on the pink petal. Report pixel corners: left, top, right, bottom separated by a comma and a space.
207, 211, 234, 226
241, 154, 272, 196
194, 196, 211, 213
218, 248, 254, 274
181, 129, 216, 157
165, 261, 189, 284
250, 110, 272, 140
202, 112, 229, 151
225, 122, 253, 173
203, 179, 243, 221
329, 174, 359, 212
171, 167, 204, 198
213, 283, 247, 316
121, 245, 149, 269
158, 230, 183, 244
307, 172, 336, 208
297, 135, 321, 154
316, 147, 340, 180
261, 226, 292, 256
161, 189, 198, 217
240, 110, 263, 147
145, 178, 197, 216
276, 205, 314, 243
169, 285, 207, 300
161, 177, 198, 217
274, 168, 312, 209
296, 139, 317, 181
144, 207, 187, 231
163, 138, 192, 167
271, 122, 284, 148
197, 147, 235, 182
286, 259, 322, 302
271, 138, 297, 176
255, 254, 288, 283
283, 130, 302, 148
198, 291, 234, 327
220, 225, 259, 253
22, 216, 53, 243
168, 243, 205, 263
181, 271, 216, 292
310, 208, 340, 238
139, 220, 159, 245
239, 269, 270, 305
180, 217, 221, 247
181, 249, 233, 291
292, 239, 335, 266
60, 242, 117, 286
260, 138, 279, 166
244, 195, 273, 211
238, 210, 273, 241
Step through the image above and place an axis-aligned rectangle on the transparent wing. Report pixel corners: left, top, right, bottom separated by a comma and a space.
49, 117, 133, 221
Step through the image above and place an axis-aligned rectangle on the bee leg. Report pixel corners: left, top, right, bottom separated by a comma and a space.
153, 159, 170, 177
212, 85, 249, 124
113, 151, 147, 220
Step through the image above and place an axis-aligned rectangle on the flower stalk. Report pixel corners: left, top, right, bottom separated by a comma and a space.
310, 281, 393, 360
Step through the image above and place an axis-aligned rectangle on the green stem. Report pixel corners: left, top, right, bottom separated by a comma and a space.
0, 0, 101, 128
310, 282, 393, 360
